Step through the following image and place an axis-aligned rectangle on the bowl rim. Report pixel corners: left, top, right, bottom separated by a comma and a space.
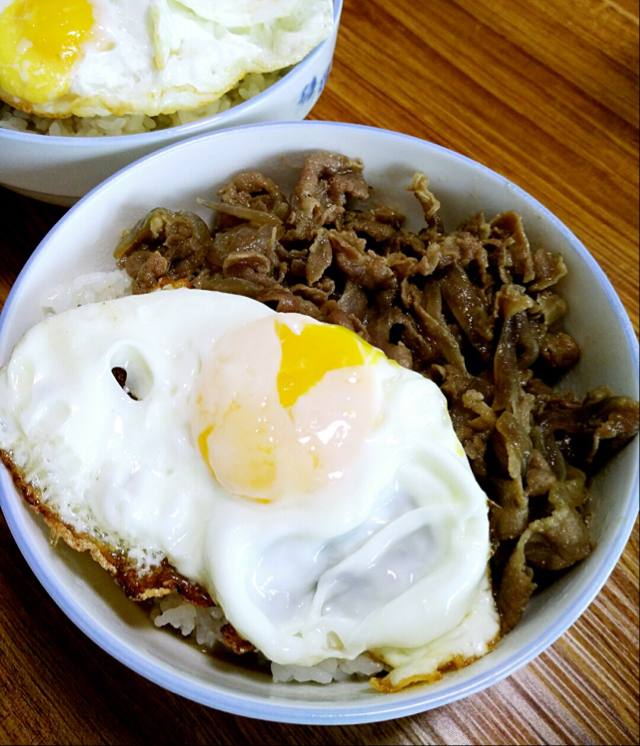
0, 0, 343, 147
0, 121, 638, 725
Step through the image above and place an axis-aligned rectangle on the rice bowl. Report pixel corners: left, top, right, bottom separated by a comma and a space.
0, 0, 343, 205
0, 121, 637, 724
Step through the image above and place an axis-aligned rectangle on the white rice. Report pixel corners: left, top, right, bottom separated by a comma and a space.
43, 270, 134, 315
152, 593, 228, 650
152, 593, 386, 685
0, 71, 284, 137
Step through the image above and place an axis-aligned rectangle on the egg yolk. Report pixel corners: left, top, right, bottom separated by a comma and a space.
195, 318, 385, 503
0, 0, 94, 105
275, 320, 384, 409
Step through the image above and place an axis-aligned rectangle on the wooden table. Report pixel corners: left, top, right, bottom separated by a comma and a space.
1, 1, 638, 744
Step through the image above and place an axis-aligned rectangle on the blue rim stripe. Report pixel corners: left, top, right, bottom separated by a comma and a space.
0, 121, 638, 725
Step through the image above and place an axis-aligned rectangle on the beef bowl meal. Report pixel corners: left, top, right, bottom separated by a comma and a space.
0, 122, 637, 724
0, 0, 342, 205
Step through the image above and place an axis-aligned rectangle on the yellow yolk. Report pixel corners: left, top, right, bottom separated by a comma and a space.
195, 318, 387, 504
0, 0, 94, 105
199, 420, 273, 501
275, 321, 385, 409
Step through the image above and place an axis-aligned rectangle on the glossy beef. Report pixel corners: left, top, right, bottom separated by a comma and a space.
118, 152, 640, 632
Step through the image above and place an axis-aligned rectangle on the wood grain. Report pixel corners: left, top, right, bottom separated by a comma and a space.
0, 1, 638, 744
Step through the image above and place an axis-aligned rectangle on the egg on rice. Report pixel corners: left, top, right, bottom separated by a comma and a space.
0, 0, 333, 127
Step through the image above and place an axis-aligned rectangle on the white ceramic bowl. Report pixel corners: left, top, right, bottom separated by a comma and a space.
0, 0, 342, 207
0, 122, 638, 725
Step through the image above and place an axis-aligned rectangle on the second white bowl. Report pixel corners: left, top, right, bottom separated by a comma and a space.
0, 0, 343, 206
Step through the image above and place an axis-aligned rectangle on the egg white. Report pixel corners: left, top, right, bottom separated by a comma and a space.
174, 0, 303, 27
0, 288, 500, 684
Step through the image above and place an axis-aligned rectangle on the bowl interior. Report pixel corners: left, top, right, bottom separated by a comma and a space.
0, 122, 637, 724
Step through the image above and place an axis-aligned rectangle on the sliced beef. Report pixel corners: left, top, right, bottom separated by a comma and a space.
116, 152, 640, 633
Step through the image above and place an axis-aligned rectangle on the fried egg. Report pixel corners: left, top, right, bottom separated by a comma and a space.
0, 288, 500, 687
0, 0, 333, 118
